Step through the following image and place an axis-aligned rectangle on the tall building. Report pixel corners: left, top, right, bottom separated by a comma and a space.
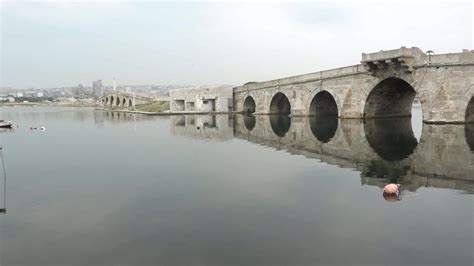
92, 80, 103, 99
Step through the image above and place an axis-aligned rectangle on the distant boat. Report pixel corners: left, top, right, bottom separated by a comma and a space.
0, 120, 12, 128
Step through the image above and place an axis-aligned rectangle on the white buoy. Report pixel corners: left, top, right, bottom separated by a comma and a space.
40, 126, 46, 131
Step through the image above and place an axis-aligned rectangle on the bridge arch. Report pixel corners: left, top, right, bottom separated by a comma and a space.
115, 97, 120, 106
122, 98, 126, 106
269, 92, 291, 115
110, 96, 114, 106
465, 97, 474, 123
129, 99, 133, 107
363, 77, 416, 119
243, 96, 256, 114
309, 90, 338, 117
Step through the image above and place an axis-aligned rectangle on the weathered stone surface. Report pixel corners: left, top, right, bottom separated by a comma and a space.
234, 47, 474, 123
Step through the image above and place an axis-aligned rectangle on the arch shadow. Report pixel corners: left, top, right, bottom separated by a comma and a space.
309, 91, 338, 117
364, 77, 416, 119
270, 115, 291, 137
243, 96, 256, 114
364, 118, 418, 161
309, 116, 338, 143
243, 115, 256, 131
269, 92, 291, 115
466, 123, 474, 152
466, 97, 474, 123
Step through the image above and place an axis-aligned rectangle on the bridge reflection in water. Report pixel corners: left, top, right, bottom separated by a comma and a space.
170, 114, 474, 194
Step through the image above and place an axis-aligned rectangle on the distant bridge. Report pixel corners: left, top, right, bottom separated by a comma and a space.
234, 47, 474, 124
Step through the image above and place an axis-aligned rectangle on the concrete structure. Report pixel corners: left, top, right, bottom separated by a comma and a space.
170, 87, 233, 113
97, 92, 154, 108
234, 47, 474, 124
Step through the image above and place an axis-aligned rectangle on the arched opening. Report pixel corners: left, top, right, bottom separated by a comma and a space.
310, 116, 338, 143
243, 115, 256, 131
122, 98, 126, 106
116, 97, 120, 106
309, 91, 338, 117
465, 97, 474, 123
105, 98, 109, 105
243, 96, 256, 114
110, 96, 114, 106
364, 118, 418, 161
269, 92, 291, 115
270, 115, 291, 137
129, 99, 133, 107
363, 77, 416, 119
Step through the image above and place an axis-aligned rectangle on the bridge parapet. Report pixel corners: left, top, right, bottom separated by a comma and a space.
234, 65, 364, 93
426, 49, 474, 66
361, 47, 426, 74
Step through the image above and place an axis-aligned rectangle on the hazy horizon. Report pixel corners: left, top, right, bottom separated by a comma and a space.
1, 0, 472, 89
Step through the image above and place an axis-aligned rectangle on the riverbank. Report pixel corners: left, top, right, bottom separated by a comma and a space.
1, 102, 96, 107
95, 107, 238, 116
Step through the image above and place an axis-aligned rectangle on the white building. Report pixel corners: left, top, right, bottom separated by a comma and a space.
169, 86, 233, 113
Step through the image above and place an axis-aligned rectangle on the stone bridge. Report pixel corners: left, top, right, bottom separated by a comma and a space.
97, 92, 155, 108
234, 47, 474, 124
231, 115, 474, 193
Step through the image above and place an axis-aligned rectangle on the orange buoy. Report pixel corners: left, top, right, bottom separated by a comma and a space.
383, 183, 399, 194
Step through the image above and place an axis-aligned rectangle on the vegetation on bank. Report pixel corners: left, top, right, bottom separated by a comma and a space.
133, 101, 170, 112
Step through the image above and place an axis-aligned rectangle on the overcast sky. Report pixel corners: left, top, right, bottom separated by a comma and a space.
1, 0, 472, 89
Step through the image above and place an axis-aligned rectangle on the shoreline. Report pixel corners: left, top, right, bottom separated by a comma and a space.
1, 103, 95, 108
95, 107, 239, 116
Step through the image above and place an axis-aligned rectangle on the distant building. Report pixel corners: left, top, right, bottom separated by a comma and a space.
92, 80, 103, 99
23, 91, 37, 98
37, 92, 44, 98
169, 86, 233, 112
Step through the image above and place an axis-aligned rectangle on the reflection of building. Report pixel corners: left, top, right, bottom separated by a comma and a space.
93, 80, 103, 99
170, 115, 234, 141
170, 87, 233, 112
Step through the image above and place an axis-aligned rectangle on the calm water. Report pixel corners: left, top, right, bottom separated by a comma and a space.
0, 106, 473, 266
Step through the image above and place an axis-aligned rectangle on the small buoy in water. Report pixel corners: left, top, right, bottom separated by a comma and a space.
383, 183, 399, 194
40, 126, 46, 131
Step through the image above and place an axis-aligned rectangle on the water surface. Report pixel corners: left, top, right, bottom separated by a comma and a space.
0, 106, 472, 265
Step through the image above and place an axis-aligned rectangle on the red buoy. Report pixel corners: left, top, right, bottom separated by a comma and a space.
383, 183, 399, 194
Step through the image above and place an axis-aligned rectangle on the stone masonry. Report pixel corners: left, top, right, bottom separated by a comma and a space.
233, 47, 474, 123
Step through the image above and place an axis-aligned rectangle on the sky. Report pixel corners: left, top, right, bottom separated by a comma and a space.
0, 0, 472, 89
